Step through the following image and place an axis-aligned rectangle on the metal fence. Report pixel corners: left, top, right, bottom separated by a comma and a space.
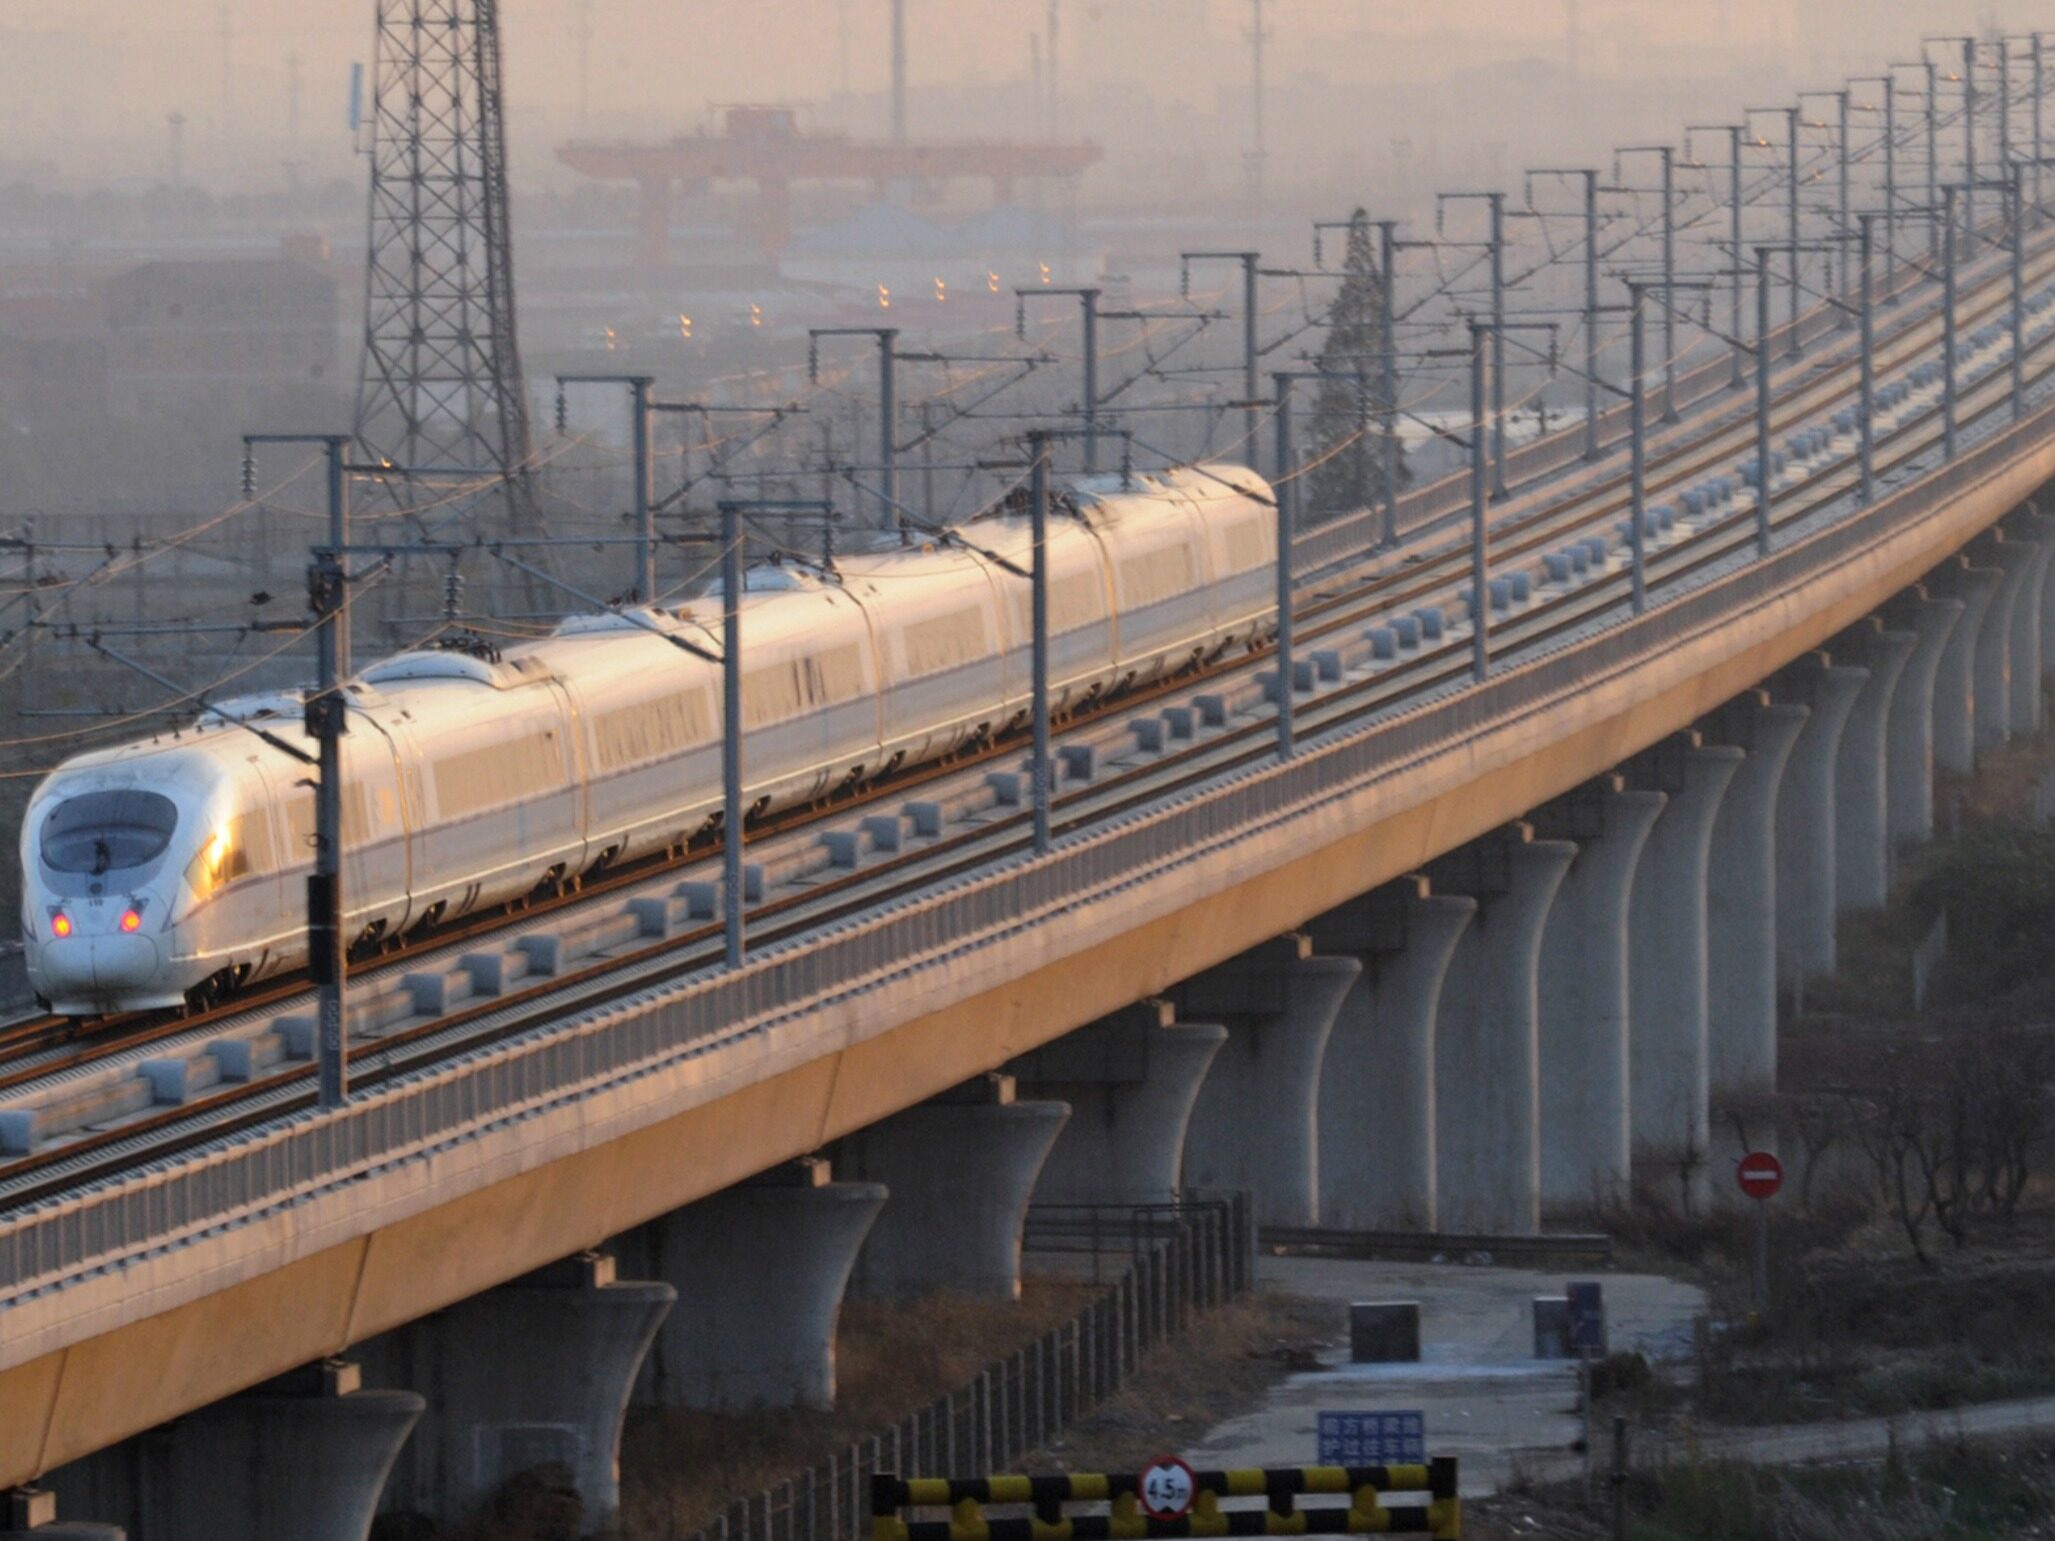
688, 1193, 1255, 1541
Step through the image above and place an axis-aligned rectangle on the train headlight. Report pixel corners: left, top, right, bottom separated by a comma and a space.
120, 909, 142, 933
50, 911, 71, 939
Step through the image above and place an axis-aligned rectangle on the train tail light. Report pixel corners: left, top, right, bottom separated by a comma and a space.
50, 912, 71, 939
120, 909, 142, 933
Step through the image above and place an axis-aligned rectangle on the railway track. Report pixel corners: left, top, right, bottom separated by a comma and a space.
3, 287, 2046, 1207
2, 235, 2048, 1201
1, 233, 2031, 1088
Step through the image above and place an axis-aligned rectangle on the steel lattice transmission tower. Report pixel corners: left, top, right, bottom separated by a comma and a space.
352, 0, 535, 524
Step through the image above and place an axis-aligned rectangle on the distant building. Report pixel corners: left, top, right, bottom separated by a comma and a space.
0, 282, 107, 430
100, 258, 339, 421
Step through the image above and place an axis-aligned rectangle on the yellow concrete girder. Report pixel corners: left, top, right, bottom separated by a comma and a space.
3, 432, 2052, 1486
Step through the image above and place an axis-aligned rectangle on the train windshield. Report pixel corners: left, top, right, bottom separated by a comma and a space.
39, 790, 179, 874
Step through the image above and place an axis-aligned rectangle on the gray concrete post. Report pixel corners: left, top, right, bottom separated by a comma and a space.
1832, 620, 1917, 914
1973, 532, 2037, 754
370, 1253, 671, 1530
1430, 830, 1576, 1235
1628, 741, 1743, 1212
1772, 655, 1868, 984
1305, 880, 1476, 1231
1012, 1001, 1228, 1208
1928, 559, 2003, 774
2008, 513, 2055, 731
627, 1162, 886, 1412
1180, 940, 1362, 1226
1880, 590, 1964, 850
1534, 780, 1665, 1217
45, 1362, 421, 1541
1701, 693, 1808, 1102
841, 1075, 1069, 1299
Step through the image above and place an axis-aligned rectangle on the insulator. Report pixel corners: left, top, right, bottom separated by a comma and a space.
442, 562, 464, 621
555, 386, 568, 434
1015, 299, 1027, 341
808, 339, 820, 383
240, 447, 255, 499
1312, 231, 1324, 268
1179, 263, 1190, 300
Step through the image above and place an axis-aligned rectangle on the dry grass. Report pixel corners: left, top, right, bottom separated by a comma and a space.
1471, 1437, 2055, 1539
1020, 1290, 1335, 1478
613, 1280, 1099, 1539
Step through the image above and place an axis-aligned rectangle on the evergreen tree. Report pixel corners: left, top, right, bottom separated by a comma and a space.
1306, 209, 1409, 521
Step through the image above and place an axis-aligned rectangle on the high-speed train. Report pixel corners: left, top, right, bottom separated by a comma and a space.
22, 466, 1279, 1015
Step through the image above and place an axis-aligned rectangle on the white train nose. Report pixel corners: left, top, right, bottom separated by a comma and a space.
34, 933, 162, 1002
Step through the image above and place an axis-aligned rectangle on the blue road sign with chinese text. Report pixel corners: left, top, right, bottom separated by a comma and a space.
1317, 1410, 1425, 1465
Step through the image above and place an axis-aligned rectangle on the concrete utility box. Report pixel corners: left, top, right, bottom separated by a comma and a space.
1532, 1295, 1573, 1359
1350, 1300, 1421, 1362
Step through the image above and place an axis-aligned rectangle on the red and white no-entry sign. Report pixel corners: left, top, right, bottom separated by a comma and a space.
1735, 1150, 1784, 1201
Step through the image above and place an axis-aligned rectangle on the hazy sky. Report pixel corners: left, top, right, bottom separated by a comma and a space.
0, 1, 2012, 185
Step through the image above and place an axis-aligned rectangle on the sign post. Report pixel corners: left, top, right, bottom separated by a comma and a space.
1736, 1149, 1783, 1317
1566, 1282, 1605, 1494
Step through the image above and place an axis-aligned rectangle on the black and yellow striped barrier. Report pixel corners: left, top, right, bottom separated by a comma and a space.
871, 1462, 1460, 1540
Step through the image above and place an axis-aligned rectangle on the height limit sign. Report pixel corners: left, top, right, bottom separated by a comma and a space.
1138, 1455, 1198, 1521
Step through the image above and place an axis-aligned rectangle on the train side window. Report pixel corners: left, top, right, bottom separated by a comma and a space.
743, 662, 804, 727
1222, 517, 1270, 573
808, 643, 867, 703
1118, 545, 1198, 609
593, 689, 715, 769
433, 732, 565, 818
228, 807, 274, 877
902, 608, 991, 677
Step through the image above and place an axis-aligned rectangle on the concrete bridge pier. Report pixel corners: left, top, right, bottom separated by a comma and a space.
1879, 589, 1964, 850
1832, 619, 1917, 914
623, 1160, 886, 1412
2037, 507, 2055, 675
1972, 531, 2037, 754
149, 1366, 420, 1541
1532, 779, 1664, 1217
1773, 653, 1868, 986
38, 1362, 417, 1541
1927, 558, 2003, 775
1627, 738, 1743, 1212
371, 1253, 671, 1531
1701, 693, 1809, 1103
1429, 828, 1575, 1235
1306, 879, 1474, 1231
43, 1364, 421, 1541
1178, 937, 1361, 1226
841, 1075, 1069, 1299
1011, 1001, 1227, 1208
2006, 515, 2055, 731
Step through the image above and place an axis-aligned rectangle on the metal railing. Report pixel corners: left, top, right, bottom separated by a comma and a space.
690, 1194, 1254, 1541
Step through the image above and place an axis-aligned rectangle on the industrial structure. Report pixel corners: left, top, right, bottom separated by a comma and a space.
351, 0, 534, 526
558, 105, 1103, 270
